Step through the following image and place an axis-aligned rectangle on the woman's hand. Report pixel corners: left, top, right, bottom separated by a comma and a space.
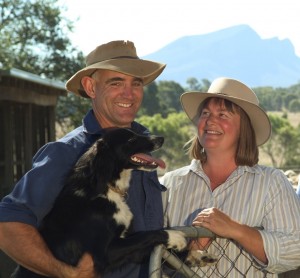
192, 207, 237, 238
192, 207, 267, 264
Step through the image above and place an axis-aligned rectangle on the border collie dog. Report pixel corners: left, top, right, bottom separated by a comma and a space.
13, 128, 186, 277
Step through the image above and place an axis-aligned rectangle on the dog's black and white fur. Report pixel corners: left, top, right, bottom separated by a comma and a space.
13, 128, 186, 277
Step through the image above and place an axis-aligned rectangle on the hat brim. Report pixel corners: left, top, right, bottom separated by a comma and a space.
66, 58, 166, 97
180, 92, 271, 146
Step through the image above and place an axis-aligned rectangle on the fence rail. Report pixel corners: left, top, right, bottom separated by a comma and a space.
149, 226, 274, 278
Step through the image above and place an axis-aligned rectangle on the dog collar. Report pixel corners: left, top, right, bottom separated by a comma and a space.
108, 185, 128, 199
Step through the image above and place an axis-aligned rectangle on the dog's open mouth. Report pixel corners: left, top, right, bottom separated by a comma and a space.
131, 153, 166, 169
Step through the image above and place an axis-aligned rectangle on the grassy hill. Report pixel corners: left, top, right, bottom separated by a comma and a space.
269, 112, 300, 127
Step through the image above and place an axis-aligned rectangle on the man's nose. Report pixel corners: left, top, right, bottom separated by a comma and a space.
121, 83, 134, 96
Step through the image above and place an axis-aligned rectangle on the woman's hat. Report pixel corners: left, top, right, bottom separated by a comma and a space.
180, 77, 271, 146
66, 40, 166, 98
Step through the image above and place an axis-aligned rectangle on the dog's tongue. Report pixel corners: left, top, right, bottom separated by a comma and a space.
132, 153, 166, 169
152, 157, 166, 169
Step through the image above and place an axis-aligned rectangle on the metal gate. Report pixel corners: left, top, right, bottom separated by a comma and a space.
149, 226, 273, 278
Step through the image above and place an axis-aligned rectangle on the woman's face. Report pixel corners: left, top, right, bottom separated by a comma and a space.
197, 98, 241, 155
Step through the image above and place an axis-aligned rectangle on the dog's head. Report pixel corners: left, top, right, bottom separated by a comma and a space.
74, 128, 165, 195
99, 127, 165, 171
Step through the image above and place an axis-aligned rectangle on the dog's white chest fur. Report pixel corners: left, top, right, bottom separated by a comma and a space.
107, 190, 133, 236
107, 170, 133, 237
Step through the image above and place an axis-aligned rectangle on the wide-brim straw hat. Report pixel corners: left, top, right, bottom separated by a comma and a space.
180, 77, 271, 146
66, 40, 166, 98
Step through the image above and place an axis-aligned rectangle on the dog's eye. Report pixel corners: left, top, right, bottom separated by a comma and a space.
128, 137, 137, 143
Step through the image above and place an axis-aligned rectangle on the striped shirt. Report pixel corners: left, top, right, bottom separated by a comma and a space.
161, 159, 300, 277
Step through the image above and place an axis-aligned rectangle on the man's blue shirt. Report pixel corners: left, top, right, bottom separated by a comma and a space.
0, 109, 165, 277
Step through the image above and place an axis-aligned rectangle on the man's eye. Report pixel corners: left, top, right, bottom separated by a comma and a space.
133, 81, 143, 87
111, 81, 123, 87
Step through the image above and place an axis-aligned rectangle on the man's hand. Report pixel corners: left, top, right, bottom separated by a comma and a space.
63, 253, 98, 278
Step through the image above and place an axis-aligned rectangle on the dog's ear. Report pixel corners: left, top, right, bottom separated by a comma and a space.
89, 139, 116, 191
72, 142, 100, 179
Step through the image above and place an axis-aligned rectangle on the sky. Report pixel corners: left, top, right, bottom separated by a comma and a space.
58, 0, 300, 58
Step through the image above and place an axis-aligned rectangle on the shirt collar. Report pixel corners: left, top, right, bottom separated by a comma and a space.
82, 109, 149, 136
188, 159, 263, 177
82, 109, 102, 135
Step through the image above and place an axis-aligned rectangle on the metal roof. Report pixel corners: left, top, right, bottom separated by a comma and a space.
0, 68, 66, 91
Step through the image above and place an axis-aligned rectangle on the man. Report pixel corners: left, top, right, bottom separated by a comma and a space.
0, 40, 166, 277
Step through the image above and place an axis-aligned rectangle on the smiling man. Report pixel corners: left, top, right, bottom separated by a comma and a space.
81, 70, 144, 128
0, 40, 166, 278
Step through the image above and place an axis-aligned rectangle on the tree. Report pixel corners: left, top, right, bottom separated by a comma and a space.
261, 114, 300, 168
185, 78, 211, 92
288, 99, 300, 112
137, 82, 161, 117
0, 0, 84, 80
0, 0, 90, 132
156, 81, 184, 116
255, 84, 300, 113
185, 77, 201, 91
284, 94, 298, 109
56, 94, 92, 134
137, 112, 194, 171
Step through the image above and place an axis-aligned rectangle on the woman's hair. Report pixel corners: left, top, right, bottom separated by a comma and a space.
186, 97, 259, 166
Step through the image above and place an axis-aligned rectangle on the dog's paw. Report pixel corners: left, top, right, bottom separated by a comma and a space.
165, 230, 187, 251
186, 250, 218, 267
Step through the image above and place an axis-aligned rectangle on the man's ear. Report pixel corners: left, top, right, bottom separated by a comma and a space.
81, 76, 96, 98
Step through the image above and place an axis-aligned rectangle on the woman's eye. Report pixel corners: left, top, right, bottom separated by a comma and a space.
220, 112, 230, 118
201, 111, 210, 117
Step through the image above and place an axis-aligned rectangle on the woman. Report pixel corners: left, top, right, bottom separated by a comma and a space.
161, 77, 300, 277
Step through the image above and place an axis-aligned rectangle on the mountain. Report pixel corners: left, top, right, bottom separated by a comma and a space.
143, 25, 300, 88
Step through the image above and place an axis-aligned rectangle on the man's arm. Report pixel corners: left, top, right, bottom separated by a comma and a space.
0, 222, 96, 278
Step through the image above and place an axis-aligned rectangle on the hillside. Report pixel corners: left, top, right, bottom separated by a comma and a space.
143, 25, 300, 88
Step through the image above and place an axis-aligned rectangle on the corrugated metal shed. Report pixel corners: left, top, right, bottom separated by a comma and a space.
0, 68, 67, 196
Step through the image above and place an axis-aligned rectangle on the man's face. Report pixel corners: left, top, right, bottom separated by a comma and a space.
89, 69, 144, 128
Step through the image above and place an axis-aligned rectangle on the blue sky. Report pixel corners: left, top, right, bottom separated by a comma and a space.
59, 0, 300, 57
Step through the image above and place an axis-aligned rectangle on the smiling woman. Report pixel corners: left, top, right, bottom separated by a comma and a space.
161, 77, 300, 277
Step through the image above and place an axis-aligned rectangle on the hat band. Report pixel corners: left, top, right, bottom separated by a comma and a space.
110, 55, 139, 60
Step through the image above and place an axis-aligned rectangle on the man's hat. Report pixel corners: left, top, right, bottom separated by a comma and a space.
66, 40, 166, 98
180, 77, 271, 146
